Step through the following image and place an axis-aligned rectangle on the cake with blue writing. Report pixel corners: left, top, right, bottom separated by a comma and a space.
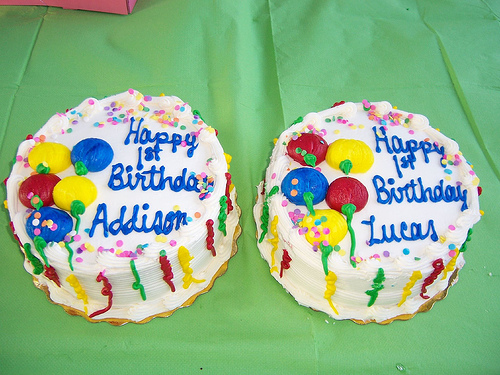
254, 100, 481, 324
6, 89, 240, 325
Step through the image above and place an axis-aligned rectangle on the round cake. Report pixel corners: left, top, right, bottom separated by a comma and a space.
254, 100, 481, 324
6, 89, 240, 325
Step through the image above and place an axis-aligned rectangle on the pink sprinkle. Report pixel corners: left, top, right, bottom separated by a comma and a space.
88, 99, 95, 105
27, 192, 34, 199
307, 125, 314, 130
373, 254, 380, 259
76, 257, 83, 263
175, 105, 180, 110
128, 88, 134, 94
15, 155, 23, 162
34, 228, 41, 236
144, 95, 152, 102
469, 171, 475, 175
50, 223, 58, 231
271, 173, 276, 179
72, 234, 80, 242
323, 228, 330, 234
322, 240, 329, 246
116, 240, 124, 247
170, 240, 177, 247
408, 114, 414, 119
409, 130, 414, 135
181, 141, 187, 147
448, 225, 456, 230
449, 250, 457, 257
281, 200, 288, 207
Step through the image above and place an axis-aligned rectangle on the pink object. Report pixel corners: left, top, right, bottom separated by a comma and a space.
0, 0, 138, 15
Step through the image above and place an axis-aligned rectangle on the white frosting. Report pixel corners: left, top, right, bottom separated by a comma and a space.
254, 101, 481, 323
7, 90, 239, 323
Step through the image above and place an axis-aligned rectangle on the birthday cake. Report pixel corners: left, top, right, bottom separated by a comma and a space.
6, 89, 240, 325
254, 100, 481, 324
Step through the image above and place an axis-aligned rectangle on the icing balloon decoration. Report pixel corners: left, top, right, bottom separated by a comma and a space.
71, 138, 114, 174
326, 139, 374, 174
28, 142, 72, 174
326, 177, 369, 212
53, 176, 97, 211
300, 209, 347, 248
281, 168, 329, 214
25, 206, 73, 243
326, 177, 370, 268
286, 133, 329, 167
18, 174, 61, 208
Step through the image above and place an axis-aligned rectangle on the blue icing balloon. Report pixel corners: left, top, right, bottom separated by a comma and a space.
25, 206, 73, 243
71, 138, 114, 172
281, 167, 329, 205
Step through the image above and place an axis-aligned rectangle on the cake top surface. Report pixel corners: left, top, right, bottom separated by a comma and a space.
264, 100, 481, 272
8, 89, 229, 274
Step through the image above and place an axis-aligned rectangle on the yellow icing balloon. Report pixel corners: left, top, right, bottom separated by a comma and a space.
28, 142, 72, 173
326, 139, 374, 173
300, 209, 347, 246
53, 176, 97, 211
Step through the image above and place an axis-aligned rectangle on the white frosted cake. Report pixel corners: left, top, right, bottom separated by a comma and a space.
254, 100, 481, 324
6, 89, 240, 324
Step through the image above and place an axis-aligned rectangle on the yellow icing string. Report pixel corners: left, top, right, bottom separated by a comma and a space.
442, 251, 460, 280
66, 274, 89, 315
224, 153, 232, 170
268, 216, 279, 273
398, 270, 422, 307
324, 271, 339, 315
178, 246, 205, 289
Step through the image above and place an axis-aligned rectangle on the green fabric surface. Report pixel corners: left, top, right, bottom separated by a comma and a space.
0, 1, 499, 374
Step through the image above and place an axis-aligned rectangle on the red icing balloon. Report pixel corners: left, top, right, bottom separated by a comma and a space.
326, 177, 368, 213
286, 133, 329, 167
19, 173, 61, 208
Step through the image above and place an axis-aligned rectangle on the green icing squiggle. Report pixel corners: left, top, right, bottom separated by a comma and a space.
23, 243, 44, 275
258, 185, 279, 243
218, 196, 228, 236
130, 259, 146, 301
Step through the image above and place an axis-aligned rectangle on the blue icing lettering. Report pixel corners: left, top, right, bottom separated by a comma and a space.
361, 215, 439, 246
108, 164, 200, 193
125, 117, 198, 157
89, 203, 188, 238
372, 175, 468, 211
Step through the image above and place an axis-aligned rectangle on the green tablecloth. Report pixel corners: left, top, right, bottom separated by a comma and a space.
1, 1, 499, 373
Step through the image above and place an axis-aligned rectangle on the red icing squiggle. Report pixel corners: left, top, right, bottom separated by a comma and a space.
420, 258, 444, 299
44, 265, 61, 287
89, 272, 113, 318
280, 249, 292, 278
225, 173, 233, 213
206, 219, 216, 256
159, 252, 176, 292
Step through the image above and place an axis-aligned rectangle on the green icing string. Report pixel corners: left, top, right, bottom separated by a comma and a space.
64, 242, 75, 271
258, 185, 280, 243
23, 243, 44, 275
341, 203, 357, 268
70, 200, 86, 233
36, 163, 50, 174
218, 196, 228, 236
291, 116, 303, 125
33, 236, 49, 267
365, 268, 386, 307
130, 259, 146, 301
74, 161, 88, 176
339, 159, 353, 175
459, 228, 473, 252
303, 192, 315, 216
319, 242, 334, 276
